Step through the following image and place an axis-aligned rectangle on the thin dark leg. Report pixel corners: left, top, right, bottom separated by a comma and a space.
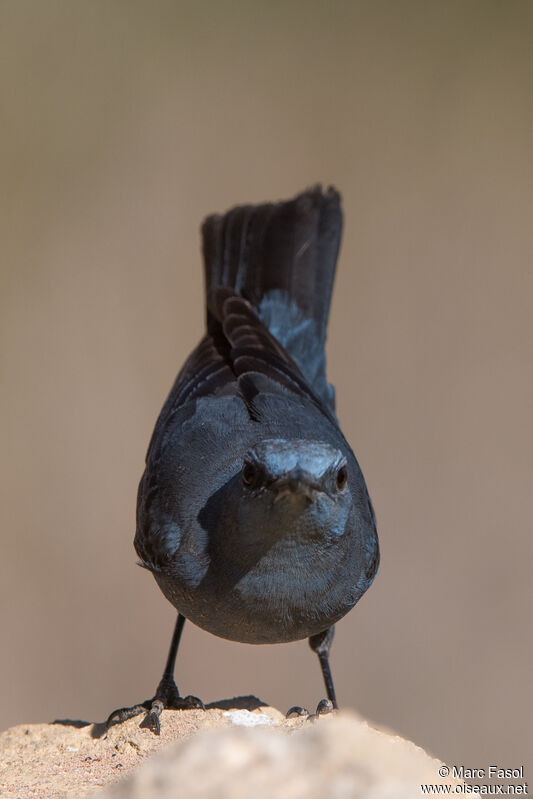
161, 613, 186, 681
139, 613, 186, 733
286, 626, 337, 719
309, 626, 337, 710
106, 613, 204, 735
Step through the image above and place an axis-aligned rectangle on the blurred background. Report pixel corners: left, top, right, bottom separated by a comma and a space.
1, 0, 531, 772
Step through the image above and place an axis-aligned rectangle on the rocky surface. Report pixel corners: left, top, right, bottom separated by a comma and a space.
0, 697, 459, 799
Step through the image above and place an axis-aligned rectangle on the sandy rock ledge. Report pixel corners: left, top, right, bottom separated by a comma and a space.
0, 697, 459, 799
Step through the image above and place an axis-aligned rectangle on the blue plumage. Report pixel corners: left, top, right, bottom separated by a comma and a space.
109, 187, 379, 733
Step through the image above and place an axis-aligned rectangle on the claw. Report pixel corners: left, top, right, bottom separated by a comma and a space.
286, 699, 336, 722
105, 678, 204, 734
316, 698, 334, 715
106, 702, 150, 729
309, 698, 336, 721
286, 705, 310, 719
139, 705, 162, 735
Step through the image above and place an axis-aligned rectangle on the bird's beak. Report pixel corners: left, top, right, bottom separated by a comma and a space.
271, 468, 322, 504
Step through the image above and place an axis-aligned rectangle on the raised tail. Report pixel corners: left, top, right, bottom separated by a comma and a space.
201, 186, 343, 409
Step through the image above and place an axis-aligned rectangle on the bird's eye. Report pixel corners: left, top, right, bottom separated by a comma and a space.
242, 461, 257, 487
336, 465, 348, 491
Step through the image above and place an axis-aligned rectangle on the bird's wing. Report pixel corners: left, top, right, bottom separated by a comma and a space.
145, 289, 337, 465
217, 291, 337, 423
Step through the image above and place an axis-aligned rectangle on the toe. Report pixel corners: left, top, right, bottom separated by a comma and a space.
140, 710, 161, 735
286, 705, 310, 719
106, 703, 148, 729
181, 695, 205, 710
316, 699, 335, 715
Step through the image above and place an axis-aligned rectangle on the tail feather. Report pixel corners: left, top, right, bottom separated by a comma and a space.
201, 186, 343, 409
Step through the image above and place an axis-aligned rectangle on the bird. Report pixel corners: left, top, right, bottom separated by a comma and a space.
107, 186, 379, 734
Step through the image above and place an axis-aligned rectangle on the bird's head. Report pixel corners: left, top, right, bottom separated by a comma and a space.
237, 438, 354, 542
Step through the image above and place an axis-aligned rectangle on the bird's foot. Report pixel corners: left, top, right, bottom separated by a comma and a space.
106, 674, 204, 735
285, 699, 335, 721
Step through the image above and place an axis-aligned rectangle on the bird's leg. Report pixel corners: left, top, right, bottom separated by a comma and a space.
286, 626, 337, 719
310, 625, 337, 711
139, 613, 205, 733
106, 613, 204, 735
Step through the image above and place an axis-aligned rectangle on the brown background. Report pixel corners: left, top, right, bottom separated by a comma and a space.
1, 0, 531, 772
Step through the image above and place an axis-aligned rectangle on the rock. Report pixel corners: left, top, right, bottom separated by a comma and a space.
0, 698, 459, 799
